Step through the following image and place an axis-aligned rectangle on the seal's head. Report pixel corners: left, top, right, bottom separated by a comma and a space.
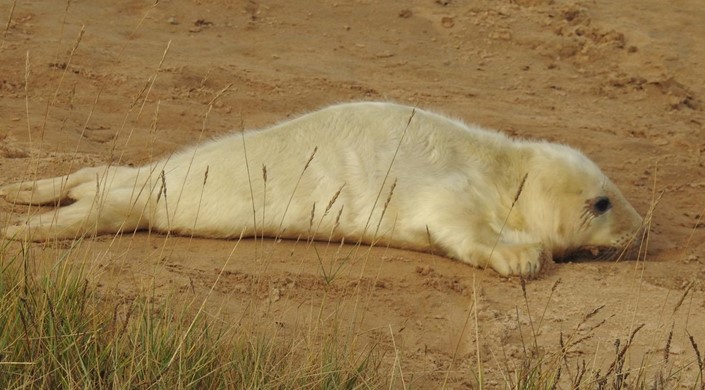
519, 142, 644, 262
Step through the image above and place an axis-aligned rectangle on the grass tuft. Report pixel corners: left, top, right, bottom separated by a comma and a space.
0, 249, 383, 389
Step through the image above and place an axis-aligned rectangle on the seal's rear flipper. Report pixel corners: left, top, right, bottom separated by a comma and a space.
2, 186, 149, 241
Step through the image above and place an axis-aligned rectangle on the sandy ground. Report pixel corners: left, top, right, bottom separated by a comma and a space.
1, 0, 704, 387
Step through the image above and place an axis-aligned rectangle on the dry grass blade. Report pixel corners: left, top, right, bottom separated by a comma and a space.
441, 281, 477, 389
24, 51, 31, 143
388, 324, 407, 390
115, 40, 171, 163
50, 0, 72, 62
187, 166, 210, 242
312, 183, 345, 241
307, 202, 316, 240
520, 277, 540, 355
584, 304, 605, 322
275, 146, 318, 239
166, 80, 232, 233
512, 173, 528, 206
241, 126, 259, 242
474, 274, 484, 389
425, 225, 435, 256
681, 199, 705, 263
573, 359, 587, 388
333, 205, 344, 236
605, 323, 645, 377
689, 333, 705, 390
361, 107, 416, 238
116, 0, 160, 59
664, 322, 673, 365
1, 0, 16, 50
261, 164, 268, 249
323, 183, 344, 216
488, 173, 528, 268
40, 24, 85, 139
511, 308, 525, 361
672, 281, 693, 315
536, 278, 561, 332
372, 178, 397, 239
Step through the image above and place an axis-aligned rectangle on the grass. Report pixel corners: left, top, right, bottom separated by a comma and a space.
1, 239, 703, 389
0, 245, 383, 389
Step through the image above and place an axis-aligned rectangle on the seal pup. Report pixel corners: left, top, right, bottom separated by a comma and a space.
0, 102, 643, 276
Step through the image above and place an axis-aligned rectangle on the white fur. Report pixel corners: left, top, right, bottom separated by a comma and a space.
0, 102, 643, 276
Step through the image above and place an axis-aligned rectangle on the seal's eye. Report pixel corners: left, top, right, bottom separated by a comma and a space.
591, 196, 612, 215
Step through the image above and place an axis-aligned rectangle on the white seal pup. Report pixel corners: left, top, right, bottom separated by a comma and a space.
0, 102, 643, 276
